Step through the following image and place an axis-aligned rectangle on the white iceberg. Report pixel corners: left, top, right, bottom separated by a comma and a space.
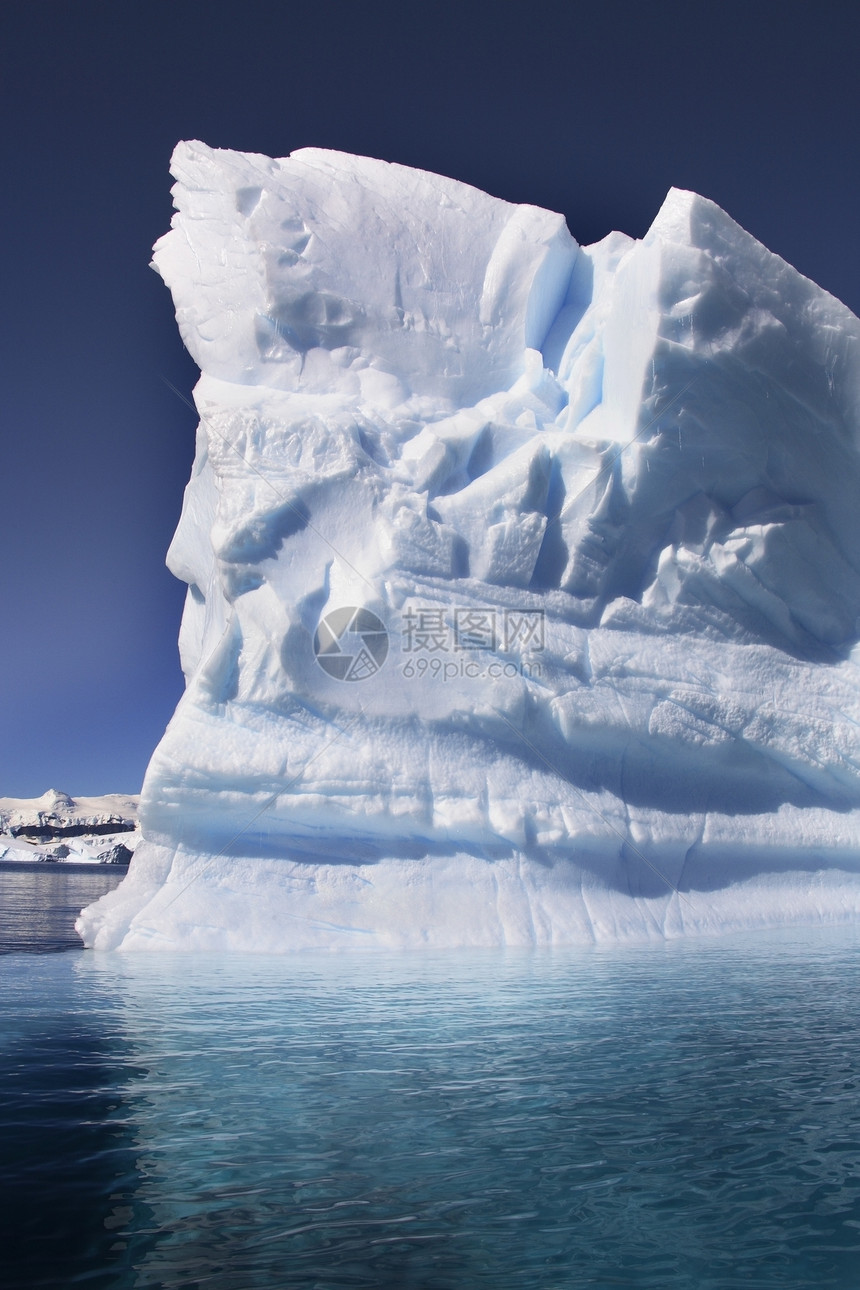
79, 142, 860, 950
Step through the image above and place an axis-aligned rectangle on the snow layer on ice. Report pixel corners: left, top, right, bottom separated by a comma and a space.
79, 143, 860, 950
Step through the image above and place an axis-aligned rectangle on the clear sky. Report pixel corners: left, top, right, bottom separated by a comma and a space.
1, 0, 858, 798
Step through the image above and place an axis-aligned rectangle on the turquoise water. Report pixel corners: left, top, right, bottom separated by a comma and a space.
3, 916, 860, 1288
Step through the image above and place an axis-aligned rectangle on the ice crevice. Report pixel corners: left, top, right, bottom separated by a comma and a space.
77, 143, 860, 951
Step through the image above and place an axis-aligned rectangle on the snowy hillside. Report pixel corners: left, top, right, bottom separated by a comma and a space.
79, 144, 860, 950
1, 790, 139, 865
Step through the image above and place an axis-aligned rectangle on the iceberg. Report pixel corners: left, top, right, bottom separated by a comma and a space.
78, 142, 860, 950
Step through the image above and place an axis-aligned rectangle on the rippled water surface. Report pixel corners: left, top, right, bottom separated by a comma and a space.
2, 912, 860, 1287
0, 862, 126, 952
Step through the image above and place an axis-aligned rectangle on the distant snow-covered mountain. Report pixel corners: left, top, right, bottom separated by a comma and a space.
0, 790, 139, 865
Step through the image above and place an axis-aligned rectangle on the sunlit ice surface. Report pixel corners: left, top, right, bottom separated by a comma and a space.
4, 929, 860, 1288
80, 143, 860, 951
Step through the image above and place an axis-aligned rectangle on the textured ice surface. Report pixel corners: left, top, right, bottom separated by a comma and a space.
79, 142, 860, 950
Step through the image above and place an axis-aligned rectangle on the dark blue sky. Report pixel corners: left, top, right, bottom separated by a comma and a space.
2, 0, 858, 797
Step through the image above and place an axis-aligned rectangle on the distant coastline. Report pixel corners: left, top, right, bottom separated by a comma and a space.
0, 790, 139, 869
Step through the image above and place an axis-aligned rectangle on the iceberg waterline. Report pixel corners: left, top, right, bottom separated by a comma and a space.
79, 142, 860, 951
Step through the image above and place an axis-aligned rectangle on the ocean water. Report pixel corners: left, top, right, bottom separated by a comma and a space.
0, 861, 127, 952
2, 871, 860, 1288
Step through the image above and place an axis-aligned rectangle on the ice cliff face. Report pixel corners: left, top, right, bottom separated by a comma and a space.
79, 142, 860, 950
